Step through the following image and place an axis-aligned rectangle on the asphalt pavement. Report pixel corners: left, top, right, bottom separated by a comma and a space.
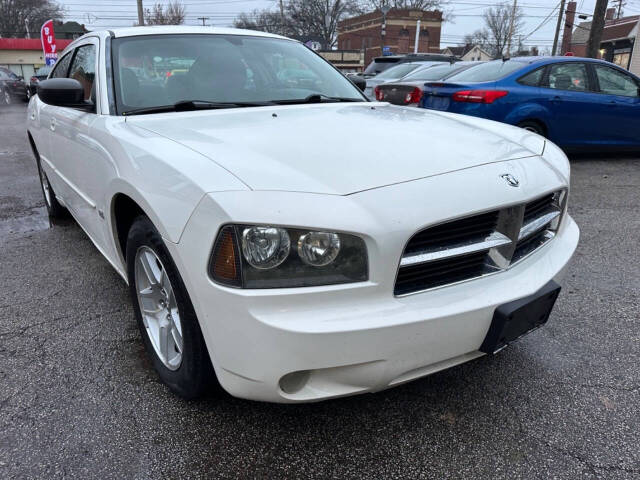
1, 103, 639, 479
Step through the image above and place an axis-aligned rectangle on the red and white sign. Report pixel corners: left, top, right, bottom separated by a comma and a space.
40, 20, 58, 66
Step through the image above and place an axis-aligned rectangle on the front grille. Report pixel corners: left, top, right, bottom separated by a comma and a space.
395, 190, 566, 296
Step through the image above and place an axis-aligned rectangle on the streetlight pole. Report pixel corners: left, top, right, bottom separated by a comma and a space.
380, 5, 391, 56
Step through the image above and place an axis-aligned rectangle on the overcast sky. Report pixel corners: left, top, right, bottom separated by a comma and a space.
57, 0, 640, 51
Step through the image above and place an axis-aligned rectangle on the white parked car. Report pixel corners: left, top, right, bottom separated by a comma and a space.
27, 26, 579, 403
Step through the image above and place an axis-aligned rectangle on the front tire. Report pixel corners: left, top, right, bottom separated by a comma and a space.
37, 157, 68, 219
126, 216, 216, 399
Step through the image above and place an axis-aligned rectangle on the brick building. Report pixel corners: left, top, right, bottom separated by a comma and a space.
567, 6, 639, 75
338, 9, 442, 67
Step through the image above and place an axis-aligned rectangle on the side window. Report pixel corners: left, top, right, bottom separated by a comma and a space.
50, 52, 73, 79
545, 63, 589, 91
518, 67, 544, 86
594, 65, 639, 97
68, 44, 97, 102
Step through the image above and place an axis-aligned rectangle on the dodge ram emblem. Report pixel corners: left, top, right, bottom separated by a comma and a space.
501, 174, 520, 187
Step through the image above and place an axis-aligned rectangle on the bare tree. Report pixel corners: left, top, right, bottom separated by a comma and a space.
287, 0, 362, 48
233, 9, 295, 36
233, 1, 360, 49
464, 2, 523, 58
360, 0, 446, 10
143, 1, 186, 26
0, 0, 64, 38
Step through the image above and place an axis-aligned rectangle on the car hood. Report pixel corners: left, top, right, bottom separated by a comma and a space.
126, 103, 545, 196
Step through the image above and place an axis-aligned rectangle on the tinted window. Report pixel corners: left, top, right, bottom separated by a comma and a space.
112, 34, 364, 114
363, 58, 401, 75
594, 65, 639, 97
445, 60, 525, 82
545, 63, 588, 91
402, 63, 460, 81
375, 63, 423, 80
50, 52, 73, 79
518, 67, 544, 86
68, 44, 96, 101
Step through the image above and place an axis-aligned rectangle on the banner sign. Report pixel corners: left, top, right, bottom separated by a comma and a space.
40, 20, 58, 66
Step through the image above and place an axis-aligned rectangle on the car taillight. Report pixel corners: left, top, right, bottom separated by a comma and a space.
374, 86, 384, 101
452, 90, 508, 104
404, 87, 423, 104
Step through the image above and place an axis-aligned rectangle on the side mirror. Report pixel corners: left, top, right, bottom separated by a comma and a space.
350, 75, 367, 92
37, 78, 92, 109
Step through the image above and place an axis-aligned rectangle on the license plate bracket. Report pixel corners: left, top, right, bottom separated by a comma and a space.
480, 280, 561, 354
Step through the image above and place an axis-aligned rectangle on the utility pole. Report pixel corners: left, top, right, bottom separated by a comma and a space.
586, 0, 608, 58
197, 17, 209, 26
551, 0, 566, 55
279, 0, 285, 34
380, 5, 391, 56
505, 0, 518, 55
137, 0, 145, 26
613, 0, 625, 19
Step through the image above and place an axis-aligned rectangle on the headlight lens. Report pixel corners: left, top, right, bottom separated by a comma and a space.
241, 226, 290, 269
297, 232, 340, 266
209, 225, 368, 289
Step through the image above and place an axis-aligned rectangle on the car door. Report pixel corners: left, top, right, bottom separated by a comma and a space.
591, 63, 640, 147
539, 62, 601, 147
47, 38, 108, 248
35, 49, 75, 202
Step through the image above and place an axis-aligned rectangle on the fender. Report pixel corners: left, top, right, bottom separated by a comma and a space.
503, 102, 553, 133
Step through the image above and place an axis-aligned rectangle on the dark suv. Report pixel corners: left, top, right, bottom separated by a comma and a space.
0, 67, 28, 104
361, 53, 457, 78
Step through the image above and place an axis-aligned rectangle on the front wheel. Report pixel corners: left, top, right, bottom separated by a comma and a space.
126, 216, 216, 399
37, 157, 68, 218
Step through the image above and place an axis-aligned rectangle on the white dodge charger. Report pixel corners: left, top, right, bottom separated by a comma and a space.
27, 26, 579, 402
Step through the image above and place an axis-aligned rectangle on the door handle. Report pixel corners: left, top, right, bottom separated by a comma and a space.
50, 117, 56, 131
552, 95, 562, 102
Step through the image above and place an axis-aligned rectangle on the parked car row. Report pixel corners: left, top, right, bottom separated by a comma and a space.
0, 67, 28, 104
364, 54, 640, 151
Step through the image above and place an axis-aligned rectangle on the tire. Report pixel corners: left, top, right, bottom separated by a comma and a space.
126, 215, 216, 399
1, 88, 10, 105
25, 89, 31, 102
517, 120, 545, 136
36, 156, 68, 219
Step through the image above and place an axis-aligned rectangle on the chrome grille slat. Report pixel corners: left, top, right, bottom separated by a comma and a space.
395, 190, 566, 296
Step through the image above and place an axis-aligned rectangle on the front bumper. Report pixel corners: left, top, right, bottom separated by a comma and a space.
171, 157, 578, 403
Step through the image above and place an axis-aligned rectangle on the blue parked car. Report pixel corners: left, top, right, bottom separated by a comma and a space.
420, 57, 640, 151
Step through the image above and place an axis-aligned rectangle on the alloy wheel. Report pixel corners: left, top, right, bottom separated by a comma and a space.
134, 246, 184, 370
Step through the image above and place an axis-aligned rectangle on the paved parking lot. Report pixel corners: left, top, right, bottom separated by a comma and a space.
1, 102, 639, 479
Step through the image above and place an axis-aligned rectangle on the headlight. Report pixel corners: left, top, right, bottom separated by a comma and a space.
297, 232, 340, 266
209, 225, 368, 288
241, 226, 290, 269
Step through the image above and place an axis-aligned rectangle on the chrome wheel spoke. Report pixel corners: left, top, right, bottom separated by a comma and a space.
134, 246, 183, 371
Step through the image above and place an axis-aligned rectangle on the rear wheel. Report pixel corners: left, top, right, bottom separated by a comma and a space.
517, 120, 545, 136
126, 216, 216, 399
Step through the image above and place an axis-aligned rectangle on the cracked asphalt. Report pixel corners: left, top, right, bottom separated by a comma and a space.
1, 102, 639, 479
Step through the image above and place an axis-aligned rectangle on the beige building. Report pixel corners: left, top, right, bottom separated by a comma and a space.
442, 44, 492, 61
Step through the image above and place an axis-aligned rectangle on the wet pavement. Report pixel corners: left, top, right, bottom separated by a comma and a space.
1, 103, 639, 479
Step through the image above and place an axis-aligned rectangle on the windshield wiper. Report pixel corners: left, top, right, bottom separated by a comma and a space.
122, 100, 275, 116
270, 94, 364, 105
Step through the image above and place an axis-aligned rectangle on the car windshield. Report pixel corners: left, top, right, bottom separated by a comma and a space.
111, 34, 365, 114
401, 63, 462, 81
374, 62, 423, 80
445, 60, 525, 82
36, 66, 52, 76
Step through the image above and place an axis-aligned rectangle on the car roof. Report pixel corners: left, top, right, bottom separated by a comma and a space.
72, 25, 291, 43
